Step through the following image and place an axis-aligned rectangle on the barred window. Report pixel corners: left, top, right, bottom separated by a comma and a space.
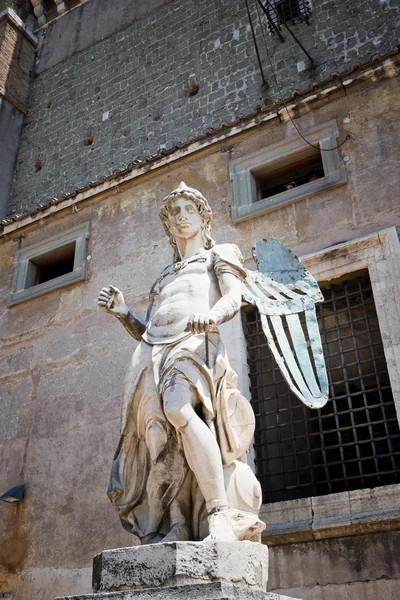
245, 272, 400, 503
264, 0, 312, 31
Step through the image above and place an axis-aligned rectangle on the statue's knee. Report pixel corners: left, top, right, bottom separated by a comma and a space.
166, 408, 186, 429
163, 401, 187, 429
163, 387, 190, 429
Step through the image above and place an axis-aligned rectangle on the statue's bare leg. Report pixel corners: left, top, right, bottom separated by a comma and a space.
163, 376, 236, 541
162, 474, 192, 542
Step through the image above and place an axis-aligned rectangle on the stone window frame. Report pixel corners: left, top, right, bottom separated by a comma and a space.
229, 120, 347, 223
252, 227, 400, 544
8, 221, 90, 306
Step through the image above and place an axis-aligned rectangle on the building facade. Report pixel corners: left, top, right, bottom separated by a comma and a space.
1, 1, 400, 599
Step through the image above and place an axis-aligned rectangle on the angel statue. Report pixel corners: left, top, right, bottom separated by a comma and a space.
97, 182, 328, 545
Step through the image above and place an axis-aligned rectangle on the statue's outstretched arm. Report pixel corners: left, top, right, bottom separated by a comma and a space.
97, 285, 146, 341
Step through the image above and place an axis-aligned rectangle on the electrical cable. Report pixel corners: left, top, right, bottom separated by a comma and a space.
254, 0, 350, 152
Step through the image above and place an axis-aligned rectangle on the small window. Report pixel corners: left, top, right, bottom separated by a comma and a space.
26, 242, 76, 288
244, 273, 400, 503
230, 120, 347, 223
9, 222, 90, 306
256, 145, 324, 201
265, 0, 312, 31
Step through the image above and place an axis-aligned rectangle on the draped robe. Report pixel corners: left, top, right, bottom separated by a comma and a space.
107, 244, 261, 542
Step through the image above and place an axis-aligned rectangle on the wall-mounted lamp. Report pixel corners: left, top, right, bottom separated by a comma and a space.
0, 484, 25, 503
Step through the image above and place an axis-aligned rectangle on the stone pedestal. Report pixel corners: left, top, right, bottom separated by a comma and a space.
57, 542, 299, 600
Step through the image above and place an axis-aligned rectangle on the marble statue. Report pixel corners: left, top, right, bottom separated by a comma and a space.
97, 182, 328, 545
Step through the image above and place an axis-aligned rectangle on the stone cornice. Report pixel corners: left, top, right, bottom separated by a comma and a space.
31, 0, 91, 30
0, 8, 38, 46
1, 46, 399, 237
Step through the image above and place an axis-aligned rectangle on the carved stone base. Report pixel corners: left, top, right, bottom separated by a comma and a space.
57, 582, 297, 600
92, 541, 269, 593
56, 542, 300, 600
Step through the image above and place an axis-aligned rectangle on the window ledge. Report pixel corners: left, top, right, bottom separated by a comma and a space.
260, 484, 400, 545
9, 267, 87, 306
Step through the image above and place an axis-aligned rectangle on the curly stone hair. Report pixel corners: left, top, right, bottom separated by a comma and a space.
160, 182, 215, 262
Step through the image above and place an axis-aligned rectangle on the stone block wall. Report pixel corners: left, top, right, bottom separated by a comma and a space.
269, 531, 400, 599
9, 0, 400, 213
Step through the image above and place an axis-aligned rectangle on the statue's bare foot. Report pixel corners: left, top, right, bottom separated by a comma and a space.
231, 513, 265, 541
204, 510, 237, 542
163, 524, 191, 542
204, 510, 265, 542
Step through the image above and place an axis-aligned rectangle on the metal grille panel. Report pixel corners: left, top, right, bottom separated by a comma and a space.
263, 0, 311, 30
244, 273, 400, 503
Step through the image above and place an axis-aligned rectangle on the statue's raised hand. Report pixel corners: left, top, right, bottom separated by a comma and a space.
97, 285, 128, 317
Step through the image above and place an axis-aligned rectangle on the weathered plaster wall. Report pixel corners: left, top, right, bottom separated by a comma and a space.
9, 0, 400, 213
1, 74, 400, 599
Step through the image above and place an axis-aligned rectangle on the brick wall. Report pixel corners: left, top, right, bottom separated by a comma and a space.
0, 9, 36, 217
0, 16, 35, 111
9, 0, 400, 213
0, 0, 34, 24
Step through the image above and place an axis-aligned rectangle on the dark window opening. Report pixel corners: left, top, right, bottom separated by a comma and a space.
255, 147, 324, 202
27, 242, 76, 288
266, 0, 311, 30
244, 273, 400, 503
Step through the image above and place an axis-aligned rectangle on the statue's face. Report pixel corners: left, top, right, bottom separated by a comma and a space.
167, 197, 203, 241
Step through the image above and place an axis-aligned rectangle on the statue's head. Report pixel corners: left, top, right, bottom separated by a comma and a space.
160, 182, 215, 261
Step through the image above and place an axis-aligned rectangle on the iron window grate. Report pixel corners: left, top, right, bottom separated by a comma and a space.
244, 273, 400, 503
263, 0, 311, 31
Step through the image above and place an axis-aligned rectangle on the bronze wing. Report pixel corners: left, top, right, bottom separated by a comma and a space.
243, 238, 329, 409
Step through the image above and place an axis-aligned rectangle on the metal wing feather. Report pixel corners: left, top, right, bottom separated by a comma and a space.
243, 238, 329, 409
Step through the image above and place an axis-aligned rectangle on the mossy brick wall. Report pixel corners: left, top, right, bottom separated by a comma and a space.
9, 0, 400, 213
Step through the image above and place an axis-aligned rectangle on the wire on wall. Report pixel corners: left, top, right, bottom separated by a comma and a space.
252, 0, 350, 152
